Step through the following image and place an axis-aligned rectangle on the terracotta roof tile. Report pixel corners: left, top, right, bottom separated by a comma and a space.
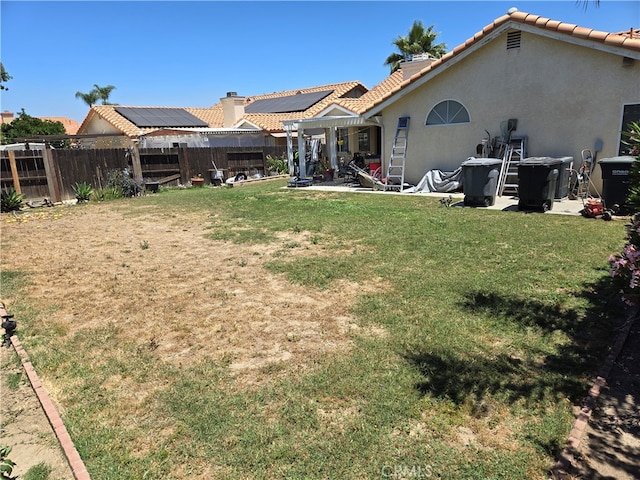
546, 20, 562, 30
587, 30, 610, 42
573, 26, 594, 39
534, 17, 551, 28
556, 22, 578, 34
604, 33, 628, 47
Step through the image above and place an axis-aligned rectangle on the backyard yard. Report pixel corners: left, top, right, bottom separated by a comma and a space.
0, 179, 630, 479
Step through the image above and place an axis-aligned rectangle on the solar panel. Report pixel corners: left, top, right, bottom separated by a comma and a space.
115, 107, 209, 128
245, 90, 334, 114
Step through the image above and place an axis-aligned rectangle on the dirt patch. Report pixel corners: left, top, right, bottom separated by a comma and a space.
1, 204, 384, 385
0, 346, 73, 479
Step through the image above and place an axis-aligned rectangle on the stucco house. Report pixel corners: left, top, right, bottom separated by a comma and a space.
291, 10, 640, 190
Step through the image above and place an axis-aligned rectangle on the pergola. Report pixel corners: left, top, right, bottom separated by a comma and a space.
282, 115, 383, 178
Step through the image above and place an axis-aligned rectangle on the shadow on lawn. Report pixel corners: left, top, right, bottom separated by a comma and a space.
404, 275, 625, 408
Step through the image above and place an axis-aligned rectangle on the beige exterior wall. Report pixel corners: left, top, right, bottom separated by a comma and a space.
379, 30, 640, 186
82, 116, 131, 148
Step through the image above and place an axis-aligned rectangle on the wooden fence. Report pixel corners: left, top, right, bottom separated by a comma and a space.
1, 146, 286, 202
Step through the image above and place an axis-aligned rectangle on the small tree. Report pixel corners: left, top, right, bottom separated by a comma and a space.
0, 109, 67, 146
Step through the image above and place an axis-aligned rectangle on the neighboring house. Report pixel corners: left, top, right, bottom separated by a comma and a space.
75, 81, 373, 150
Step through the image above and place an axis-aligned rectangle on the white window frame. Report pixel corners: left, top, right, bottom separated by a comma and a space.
425, 100, 470, 126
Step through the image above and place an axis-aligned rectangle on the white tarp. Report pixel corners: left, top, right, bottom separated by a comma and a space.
403, 167, 463, 193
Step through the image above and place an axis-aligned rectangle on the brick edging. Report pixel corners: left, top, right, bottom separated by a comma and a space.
1, 304, 90, 480
548, 306, 640, 479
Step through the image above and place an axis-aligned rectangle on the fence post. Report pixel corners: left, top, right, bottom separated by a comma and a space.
130, 142, 143, 183
7, 150, 21, 194
42, 147, 61, 202
177, 146, 191, 184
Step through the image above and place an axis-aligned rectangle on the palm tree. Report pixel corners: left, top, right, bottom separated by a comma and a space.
93, 84, 116, 105
0, 62, 12, 91
384, 20, 447, 73
75, 89, 100, 107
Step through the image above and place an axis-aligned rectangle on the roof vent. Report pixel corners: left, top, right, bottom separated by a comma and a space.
507, 31, 521, 50
226, 91, 238, 97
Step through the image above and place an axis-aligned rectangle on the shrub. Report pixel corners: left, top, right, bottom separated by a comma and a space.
611, 121, 640, 305
105, 169, 142, 198
72, 182, 93, 203
624, 121, 640, 213
266, 154, 289, 175
609, 214, 640, 305
1, 188, 24, 213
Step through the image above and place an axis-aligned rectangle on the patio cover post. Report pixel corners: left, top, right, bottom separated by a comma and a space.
297, 126, 306, 179
328, 127, 337, 171
285, 125, 294, 175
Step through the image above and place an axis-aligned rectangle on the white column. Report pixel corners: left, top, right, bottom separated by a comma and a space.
328, 127, 337, 171
297, 128, 306, 178
285, 126, 294, 175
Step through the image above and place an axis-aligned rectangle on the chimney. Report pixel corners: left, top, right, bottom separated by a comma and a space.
399, 54, 437, 81
220, 92, 245, 128
1, 110, 15, 125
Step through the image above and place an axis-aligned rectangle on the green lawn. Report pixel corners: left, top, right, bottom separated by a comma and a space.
2, 180, 628, 479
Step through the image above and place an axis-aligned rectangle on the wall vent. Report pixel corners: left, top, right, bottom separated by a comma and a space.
507, 31, 521, 50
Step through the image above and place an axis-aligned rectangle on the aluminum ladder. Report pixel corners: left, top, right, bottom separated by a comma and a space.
384, 116, 410, 191
497, 135, 527, 196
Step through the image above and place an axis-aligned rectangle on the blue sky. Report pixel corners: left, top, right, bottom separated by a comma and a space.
1, 1, 638, 122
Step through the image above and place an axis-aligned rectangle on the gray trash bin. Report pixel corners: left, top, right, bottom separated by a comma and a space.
518, 157, 561, 212
554, 156, 574, 200
461, 158, 502, 207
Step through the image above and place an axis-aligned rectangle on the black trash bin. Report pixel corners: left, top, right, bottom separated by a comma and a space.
598, 156, 635, 213
554, 156, 574, 200
461, 158, 502, 206
518, 157, 561, 212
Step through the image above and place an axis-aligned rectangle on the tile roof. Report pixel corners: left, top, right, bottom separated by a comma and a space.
77, 81, 368, 137
77, 105, 224, 138
364, 10, 640, 114
219, 81, 368, 132
38, 117, 81, 135
333, 70, 404, 115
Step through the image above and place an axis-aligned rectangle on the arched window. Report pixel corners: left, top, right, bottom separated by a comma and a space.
425, 100, 470, 125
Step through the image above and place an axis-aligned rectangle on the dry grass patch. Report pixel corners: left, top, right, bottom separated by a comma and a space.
1, 203, 386, 386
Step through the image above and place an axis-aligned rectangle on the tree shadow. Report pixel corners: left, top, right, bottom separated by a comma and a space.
404, 274, 626, 407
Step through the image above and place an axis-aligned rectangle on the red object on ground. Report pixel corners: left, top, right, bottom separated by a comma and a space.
583, 198, 605, 217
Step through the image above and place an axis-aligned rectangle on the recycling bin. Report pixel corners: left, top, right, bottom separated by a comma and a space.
554, 156, 574, 200
598, 156, 635, 212
517, 157, 561, 211
461, 158, 502, 206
